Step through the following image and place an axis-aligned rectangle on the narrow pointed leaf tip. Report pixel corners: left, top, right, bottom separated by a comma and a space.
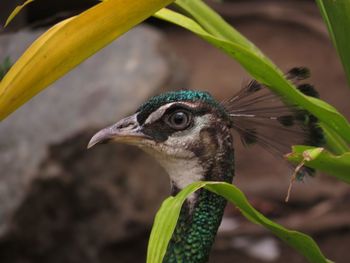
0, 0, 174, 120
4, 0, 35, 27
147, 181, 331, 263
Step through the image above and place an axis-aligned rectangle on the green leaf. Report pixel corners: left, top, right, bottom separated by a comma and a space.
175, 0, 252, 48
154, 6, 350, 149
4, 0, 34, 27
0, 0, 174, 120
147, 182, 206, 263
319, 122, 349, 155
287, 145, 350, 184
147, 181, 332, 263
316, 0, 350, 87
303, 147, 324, 161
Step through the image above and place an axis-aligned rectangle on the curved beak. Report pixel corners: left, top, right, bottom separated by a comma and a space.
87, 113, 149, 149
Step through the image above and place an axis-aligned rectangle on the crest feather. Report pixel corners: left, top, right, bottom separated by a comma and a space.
222, 68, 324, 179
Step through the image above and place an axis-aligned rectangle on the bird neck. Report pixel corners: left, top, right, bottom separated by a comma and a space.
163, 127, 234, 263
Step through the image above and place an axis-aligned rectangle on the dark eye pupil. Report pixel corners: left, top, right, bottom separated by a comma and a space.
173, 112, 186, 124
167, 111, 191, 130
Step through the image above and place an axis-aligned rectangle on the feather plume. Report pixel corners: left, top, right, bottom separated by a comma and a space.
221, 68, 324, 179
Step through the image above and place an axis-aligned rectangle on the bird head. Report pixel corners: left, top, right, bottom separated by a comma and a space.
88, 90, 234, 191
88, 69, 323, 192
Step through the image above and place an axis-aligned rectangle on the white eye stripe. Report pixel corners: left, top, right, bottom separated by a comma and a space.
143, 101, 197, 125
144, 102, 176, 125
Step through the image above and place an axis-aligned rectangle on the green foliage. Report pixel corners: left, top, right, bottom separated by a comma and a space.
154, 0, 350, 179
149, 1, 350, 262
288, 146, 350, 184
147, 182, 333, 263
155, 4, 350, 153
147, 183, 203, 263
2, 0, 349, 262
316, 0, 350, 87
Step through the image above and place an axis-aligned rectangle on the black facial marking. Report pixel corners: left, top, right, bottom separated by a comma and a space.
142, 121, 175, 142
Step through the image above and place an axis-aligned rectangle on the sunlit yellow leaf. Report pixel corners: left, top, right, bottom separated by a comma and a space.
4, 0, 34, 27
0, 0, 173, 120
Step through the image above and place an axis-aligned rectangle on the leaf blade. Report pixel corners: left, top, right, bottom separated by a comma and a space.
147, 181, 331, 263
287, 145, 350, 184
147, 182, 206, 263
4, 0, 34, 27
154, 7, 350, 148
315, 0, 350, 87
0, 0, 174, 120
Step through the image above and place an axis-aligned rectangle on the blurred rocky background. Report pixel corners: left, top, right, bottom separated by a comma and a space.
1, 0, 350, 263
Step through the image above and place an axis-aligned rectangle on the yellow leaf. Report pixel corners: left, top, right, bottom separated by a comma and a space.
0, 0, 173, 120
5, 0, 35, 27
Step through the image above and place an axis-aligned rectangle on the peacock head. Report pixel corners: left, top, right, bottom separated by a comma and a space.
88, 90, 234, 190
88, 69, 324, 190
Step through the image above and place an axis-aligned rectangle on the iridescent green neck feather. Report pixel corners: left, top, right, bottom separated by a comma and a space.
164, 189, 231, 263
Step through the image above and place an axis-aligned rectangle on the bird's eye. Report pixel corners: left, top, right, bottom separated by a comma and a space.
166, 110, 192, 130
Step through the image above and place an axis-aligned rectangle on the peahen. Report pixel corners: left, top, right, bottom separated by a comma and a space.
88, 68, 324, 263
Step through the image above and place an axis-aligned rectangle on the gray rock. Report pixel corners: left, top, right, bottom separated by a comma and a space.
0, 25, 185, 262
